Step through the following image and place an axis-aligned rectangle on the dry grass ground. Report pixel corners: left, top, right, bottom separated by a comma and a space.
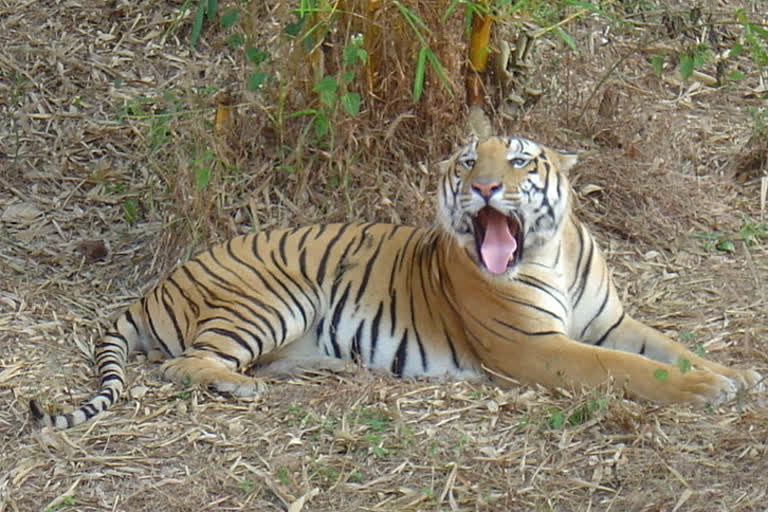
1, 1, 767, 511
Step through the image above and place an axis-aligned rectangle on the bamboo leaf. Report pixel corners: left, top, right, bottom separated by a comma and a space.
190, 0, 206, 47
425, 48, 453, 96
555, 26, 577, 53
679, 54, 694, 80
413, 46, 427, 102
651, 55, 664, 77
393, 0, 428, 47
206, 0, 217, 20
195, 166, 211, 190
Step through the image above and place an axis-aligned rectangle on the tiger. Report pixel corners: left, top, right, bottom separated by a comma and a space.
31, 135, 763, 429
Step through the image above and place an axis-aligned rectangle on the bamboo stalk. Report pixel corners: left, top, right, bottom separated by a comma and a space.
466, 7, 492, 107
364, 0, 380, 98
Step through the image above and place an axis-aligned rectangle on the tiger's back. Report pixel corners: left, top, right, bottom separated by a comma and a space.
157, 223, 477, 378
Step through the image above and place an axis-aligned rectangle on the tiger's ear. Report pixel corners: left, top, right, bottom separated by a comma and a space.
554, 149, 578, 174
437, 144, 465, 174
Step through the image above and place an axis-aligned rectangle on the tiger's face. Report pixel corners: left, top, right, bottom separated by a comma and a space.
438, 136, 578, 276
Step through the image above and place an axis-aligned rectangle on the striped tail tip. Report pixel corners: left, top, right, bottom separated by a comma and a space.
29, 399, 55, 428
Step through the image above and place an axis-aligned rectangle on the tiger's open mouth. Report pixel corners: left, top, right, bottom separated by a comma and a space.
471, 207, 523, 275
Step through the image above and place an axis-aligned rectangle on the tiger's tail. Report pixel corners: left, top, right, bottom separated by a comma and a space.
30, 305, 145, 429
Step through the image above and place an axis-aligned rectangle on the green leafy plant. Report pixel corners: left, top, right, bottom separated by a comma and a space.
245, 46, 270, 92
692, 231, 736, 253
736, 8, 768, 77
363, 433, 388, 457
286, 404, 315, 427
276, 466, 291, 485
547, 394, 606, 429
693, 215, 768, 253
175, 374, 195, 399
236, 480, 254, 494
679, 330, 698, 344
191, 149, 215, 191
44, 495, 76, 512
356, 407, 391, 432
290, 33, 367, 141
738, 214, 768, 246
678, 42, 711, 81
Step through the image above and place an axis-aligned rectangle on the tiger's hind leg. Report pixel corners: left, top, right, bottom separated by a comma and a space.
161, 321, 268, 397
162, 353, 265, 397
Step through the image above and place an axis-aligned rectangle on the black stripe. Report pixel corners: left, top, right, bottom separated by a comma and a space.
351, 321, 364, 363
391, 330, 408, 377
315, 317, 325, 351
197, 315, 264, 355
442, 325, 461, 370
397, 229, 421, 275
268, 252, 310, 329
515, 274, 568, 313
388, 248, 402, 294
571, 235, 595, 307
278, 230, 289, 266
386, 224, 406, 241
297, 225, 313, 248
350, 222, 377, 254
568, 220, 585, 292
595, 312, 625, 346
199, 327, 255, 362
248, 234, 266, 264
316, 224, 351, 285
409, 293, 428, 372
192, 259, 288, 345
369, 302, 383, 364
221, 243, 295, 318
124, 309, 139, 334
313, 224, 328, 240
144, 294, 173, 356
328, 282, 352, 359
354, 235, 385, 303
579, 268, 610, 339
298, 249, 310, 283
99, 374, 123, 385
161, 286, 186, 351
493, 318, 563, 337
500, 295, 566, 325
200, 289, 276, 345
167, 274, 201, 317
389, 293, 397, 337
188, 343, 241, 365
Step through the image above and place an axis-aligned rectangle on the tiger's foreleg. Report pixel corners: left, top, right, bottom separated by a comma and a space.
475, 332, 745, 405
606, 315, 764, 393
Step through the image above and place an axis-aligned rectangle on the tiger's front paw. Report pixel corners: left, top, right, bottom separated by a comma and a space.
675, 370, 739, 406
733, 369, 764, 393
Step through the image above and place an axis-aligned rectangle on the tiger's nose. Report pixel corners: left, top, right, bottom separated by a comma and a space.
471, 181, 502, 200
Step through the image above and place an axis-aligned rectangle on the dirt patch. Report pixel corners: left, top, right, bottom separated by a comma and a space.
1, 1, 767, 511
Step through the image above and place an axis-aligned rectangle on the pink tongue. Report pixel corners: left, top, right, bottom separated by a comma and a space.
480, 211, 517, 274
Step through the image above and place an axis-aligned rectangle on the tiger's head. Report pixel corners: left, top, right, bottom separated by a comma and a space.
438, 136, 578, 276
